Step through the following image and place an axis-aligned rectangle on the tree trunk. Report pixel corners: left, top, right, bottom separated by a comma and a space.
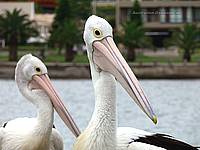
39, 48, 45, 60
65, 44, 75, 62
9, 45, 18, 61
183, 49, 191, 62
127, 47, 136, 62
57, 44, 62, 55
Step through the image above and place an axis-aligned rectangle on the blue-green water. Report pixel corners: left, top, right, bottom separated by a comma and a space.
0, 79, 200, 149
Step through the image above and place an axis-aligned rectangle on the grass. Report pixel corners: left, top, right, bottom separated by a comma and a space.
0, 55, 9, 61
134, 50, 200, 63
1, 45, 200, 63
45, 52, 89, 63
45, 54, 65, 62
135, 53, 182, 63
73, 52, 89, 63
190, 51, 200, 63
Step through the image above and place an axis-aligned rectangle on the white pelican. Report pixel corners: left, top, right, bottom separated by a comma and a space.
74, 15, 198, 150
0, 54, 80, 150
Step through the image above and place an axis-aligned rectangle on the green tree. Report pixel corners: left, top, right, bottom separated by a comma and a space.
123, 22, 152, 61
52, 0, 91, 27
122, 0, 151, 61
50, 0, 74, 59
52, 0, 71, 29
0, 9, 38, 61
165, 24, 200, 62
71, 0, 92, 20
50, 0, 90, 61
130, 0, 142, 26
96, 6, 115, 28
50, 20, 81, 62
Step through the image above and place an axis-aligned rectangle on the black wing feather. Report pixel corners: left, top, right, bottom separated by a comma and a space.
1, 122, 7, 128
53, 124, 56, 129
133, 134, 198, 150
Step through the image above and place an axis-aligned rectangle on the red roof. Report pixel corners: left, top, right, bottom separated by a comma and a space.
32, 0, 57, 8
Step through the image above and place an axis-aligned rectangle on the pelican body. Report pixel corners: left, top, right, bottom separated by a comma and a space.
73, 15, 198, 150
0, 54, 80, 150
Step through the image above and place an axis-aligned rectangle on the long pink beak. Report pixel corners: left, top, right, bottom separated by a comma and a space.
32, 74, 81, 137
92, 36, 157, 124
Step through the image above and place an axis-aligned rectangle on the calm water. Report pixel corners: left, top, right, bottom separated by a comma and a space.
0, 79, 200, 149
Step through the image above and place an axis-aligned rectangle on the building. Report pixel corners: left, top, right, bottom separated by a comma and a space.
0, 2, 34, 19
94, 0, 200, 47
1, 1, 199, 47
32, 0, 57, 13
33, 0, 57, 8
118, 0, 200, 26
0, 2, 35, 46
32, 14, 54, 42
117, 0, 200, 47
0, 2, 53, 43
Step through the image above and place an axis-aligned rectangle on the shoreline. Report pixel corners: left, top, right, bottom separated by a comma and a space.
1, 62, 200, 79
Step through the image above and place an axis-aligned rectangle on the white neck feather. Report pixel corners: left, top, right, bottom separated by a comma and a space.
88, 45, 117, 132
82, 62, 117, 149
16, 77, 54, 138
34, 92, 54, 137
74, 44, 117, 150
87, 71, 117, 140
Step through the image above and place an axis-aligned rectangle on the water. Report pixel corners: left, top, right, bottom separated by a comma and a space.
0, 79, 200, 149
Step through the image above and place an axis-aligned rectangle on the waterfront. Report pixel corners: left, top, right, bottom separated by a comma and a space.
0, 79, 200, 149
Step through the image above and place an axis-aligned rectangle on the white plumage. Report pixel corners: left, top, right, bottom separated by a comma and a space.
0, 54, 80, 150
74, 15, 198, 150
0, 118, 63, 150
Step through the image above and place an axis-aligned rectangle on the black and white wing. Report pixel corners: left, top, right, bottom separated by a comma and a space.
117, 127, 198, 150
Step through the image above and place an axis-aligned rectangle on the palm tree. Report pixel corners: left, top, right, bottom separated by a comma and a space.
166, 24, 200, 62
121, 0, 152, 62
123, 22, 152, 61
130, 0, 142, 26
0, 9, 38, 61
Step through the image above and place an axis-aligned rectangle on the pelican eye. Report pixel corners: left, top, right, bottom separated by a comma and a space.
93, 29, 103, 38
35, 67, 41, 73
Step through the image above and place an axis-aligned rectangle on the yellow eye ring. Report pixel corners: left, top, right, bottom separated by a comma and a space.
35, 67, 41, 73
93, 28, 103, 38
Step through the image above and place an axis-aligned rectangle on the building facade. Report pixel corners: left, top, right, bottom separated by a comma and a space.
32, 0, 57, 13
118, 0, 200, 47
0, 2, 34, 19
95, 0, 200, 47
118, 0, 200, 28
0, 2, 53, 44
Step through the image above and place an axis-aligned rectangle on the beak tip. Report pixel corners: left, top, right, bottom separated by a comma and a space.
152, 116, 158, 124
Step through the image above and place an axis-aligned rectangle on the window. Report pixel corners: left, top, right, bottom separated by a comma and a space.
193, 8, 200, 22
170, 8, 182, 23
160, 8, 166, 23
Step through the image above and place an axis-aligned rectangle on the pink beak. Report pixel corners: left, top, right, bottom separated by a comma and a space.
92, 36, 157, 124
32, 74, 81, 137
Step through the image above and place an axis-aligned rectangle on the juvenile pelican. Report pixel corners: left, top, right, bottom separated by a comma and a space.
0, 54, 80, 150
74, 15, 198, 150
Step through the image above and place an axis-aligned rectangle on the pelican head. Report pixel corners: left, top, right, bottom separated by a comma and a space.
15, 54, 80, 137
84, 15, 157, 124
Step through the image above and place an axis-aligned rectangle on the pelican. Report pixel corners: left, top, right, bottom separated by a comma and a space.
0, 54, 80, 150
73, 15, 198, 150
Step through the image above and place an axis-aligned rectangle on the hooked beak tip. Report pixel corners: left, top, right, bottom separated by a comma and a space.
152, 116, 158, 124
